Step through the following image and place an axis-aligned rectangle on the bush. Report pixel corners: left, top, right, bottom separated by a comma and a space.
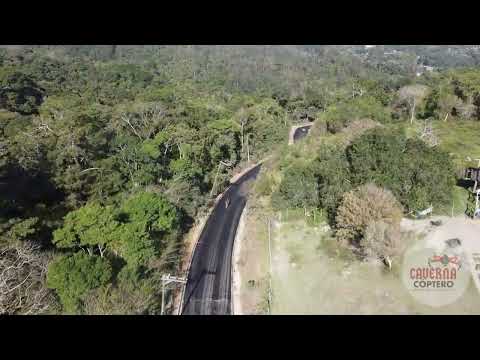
254, 172, 275, 197
322, 96, 390, 134
271, 161, 319, 211
347, 128, 455, 212
83, 265, 159, 315
311, 142, 352, 223
363, 220, 403, 268
335, 184, 403, 248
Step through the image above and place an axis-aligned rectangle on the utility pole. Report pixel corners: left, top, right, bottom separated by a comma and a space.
161, 274, 187, 315
410, 97, 416, 124
210, 160, 232, 197
246, 134, 250, 164
267, 218, 272, 314
240, 116, 246, 153
210, 162, 222, 198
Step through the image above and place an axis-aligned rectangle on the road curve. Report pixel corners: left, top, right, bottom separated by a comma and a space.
181, 124, 311, 315
293, 124, 312, 142
182, 164, 261, 315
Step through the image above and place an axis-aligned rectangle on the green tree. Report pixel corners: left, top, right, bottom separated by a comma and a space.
46, 252, 112, 313
116, 222, 157, 267
121, 192, 179, 233
272, 161, 319, 214
115, 192, 181, 267
0, 71, 44, 114
52, 203, 119, 257
312, 142, 352, 222
347, 128, 455, 212
322, 96, 390, 133
2, 217, 39, 246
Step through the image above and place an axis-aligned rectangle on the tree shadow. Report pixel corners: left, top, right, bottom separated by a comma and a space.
0, 164, 64, 218
456, 178, 474, 189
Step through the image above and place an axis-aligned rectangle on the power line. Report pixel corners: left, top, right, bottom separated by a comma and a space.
161, 273, 187, 315
267, 217, 272, 315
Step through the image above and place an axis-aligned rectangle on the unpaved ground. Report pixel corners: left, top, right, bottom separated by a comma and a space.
175, 161, 263, 314
267, 217, 480, 314
232, 204, 248, 314
401, 216, 480, 254
235, 209, 270, 314
402, 215, 480, 294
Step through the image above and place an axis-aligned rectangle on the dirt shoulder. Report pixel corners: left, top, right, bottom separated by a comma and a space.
234, 203, 270, 314
231, 204, 248, 314
173, 160, 264, 315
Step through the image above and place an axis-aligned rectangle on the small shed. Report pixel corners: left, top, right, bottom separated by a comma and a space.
465, 167, 480, 183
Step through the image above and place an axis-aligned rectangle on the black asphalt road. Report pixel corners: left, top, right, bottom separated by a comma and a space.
182, 164, 262, 315
182, 125, 311, 315
293, 124, 312, 142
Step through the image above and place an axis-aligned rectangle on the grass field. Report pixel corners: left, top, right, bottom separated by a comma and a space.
433, 120, 480, 169
434, 120, 480, 216
239, 120, 480, 314
269, 218, 480, 315
403, 120, 480, 216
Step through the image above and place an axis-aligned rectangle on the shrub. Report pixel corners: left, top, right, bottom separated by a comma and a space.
335, 184, 403, 248
363, 220, 403, 268
347, 128, 455, 212
322, 96, 390, 134
271, 161, 319, 211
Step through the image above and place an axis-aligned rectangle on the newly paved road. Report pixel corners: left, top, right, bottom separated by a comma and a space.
181, 125, 311, 315
293, 124, 312, 142
182, 164, 262, 315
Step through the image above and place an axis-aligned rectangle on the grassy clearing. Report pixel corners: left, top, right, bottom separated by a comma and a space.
401, 120, 480, 217
269, 218, 480, 314
433, 120, 480, 216
277, 208, 326, 227
401, 119, 480, 169
243, 120, 480, 314
433, 120, 480, 169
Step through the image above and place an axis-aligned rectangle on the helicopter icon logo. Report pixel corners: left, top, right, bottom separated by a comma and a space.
428, 254, 462, 270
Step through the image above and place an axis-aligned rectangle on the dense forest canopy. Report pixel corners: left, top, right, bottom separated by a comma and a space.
1, 45, 479, 314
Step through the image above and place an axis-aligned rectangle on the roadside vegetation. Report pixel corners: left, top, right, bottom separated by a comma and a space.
245, 59, 480, 313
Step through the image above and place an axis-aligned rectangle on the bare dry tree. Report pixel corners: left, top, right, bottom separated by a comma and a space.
418, 118, 439, 147
397, 85, 429, 123
118, 103, 168, 141
0, 242, 56, 315
363, 220, 403, 270
335, 184, 403, 249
